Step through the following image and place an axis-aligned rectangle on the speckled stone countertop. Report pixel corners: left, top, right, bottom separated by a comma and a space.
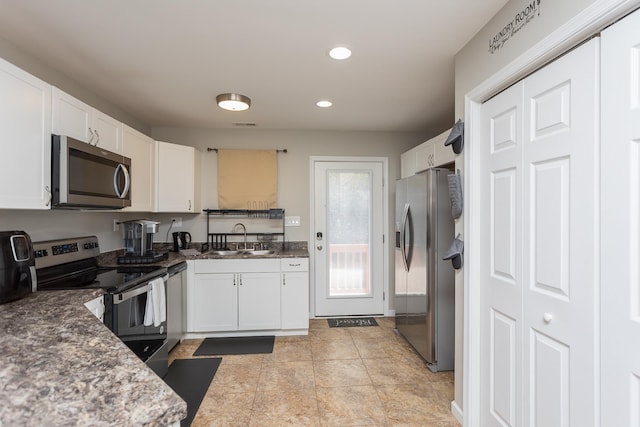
98, 242, 309, 268
0, 290, 186, 426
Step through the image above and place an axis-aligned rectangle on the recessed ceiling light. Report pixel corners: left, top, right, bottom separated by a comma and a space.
316, 100, 333, 108
329, 46, 352, 60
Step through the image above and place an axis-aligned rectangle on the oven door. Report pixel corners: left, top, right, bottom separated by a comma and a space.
104, 276, 168, 377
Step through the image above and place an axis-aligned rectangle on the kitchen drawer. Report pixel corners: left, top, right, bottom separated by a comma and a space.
280, 258, 309, 272
194, 258, 280, 274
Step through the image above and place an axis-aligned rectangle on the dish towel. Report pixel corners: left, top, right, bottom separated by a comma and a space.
143, 277, 166, 327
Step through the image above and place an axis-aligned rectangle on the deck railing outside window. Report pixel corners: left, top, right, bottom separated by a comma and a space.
328, 243, 370, 296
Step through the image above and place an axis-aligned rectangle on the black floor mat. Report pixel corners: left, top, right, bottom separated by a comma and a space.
163, 358, 221, 427
193, 336, 275, 356
327, 317, 379, 327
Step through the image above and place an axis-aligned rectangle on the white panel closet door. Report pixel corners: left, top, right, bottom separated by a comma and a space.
478, 38, 599, 427
601, 9, 640, 427
522, 39, 599, 427
479, 82, 524, 427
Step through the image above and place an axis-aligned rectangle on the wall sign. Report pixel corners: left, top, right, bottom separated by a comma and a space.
489, 0, 542, 54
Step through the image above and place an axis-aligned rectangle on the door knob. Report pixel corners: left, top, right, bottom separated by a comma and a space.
543, 313, 553, 323
317, 245, 323, 251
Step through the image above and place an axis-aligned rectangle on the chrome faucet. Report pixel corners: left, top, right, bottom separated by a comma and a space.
232, 223, 248, 250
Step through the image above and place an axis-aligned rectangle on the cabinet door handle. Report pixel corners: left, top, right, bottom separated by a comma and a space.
188, 199, 192, 211
45, 186, 51, 207
282, 274, 286, 286
233, 274, 237, 286
88, 128, 95, 145
95, 129, 100, 146
239, 274, 243, 286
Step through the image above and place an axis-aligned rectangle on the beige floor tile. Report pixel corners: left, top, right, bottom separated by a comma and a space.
258, 360, 315, 391
374, 317, 397, 329
347, 325, 398, 340
363, 357, 434, 386
249, 389, 321, 426
215, 353, 266, 365
311, 339, 360, 360
170, 317, 461, 426
308, 327, 353, 342
264, 340, 313, 363
191, 391, 255, 427
375, 383, 458, 426
309, 318, 330, 330
314, 359, 372, 388
210, 360, 262, 394
353, 337, 413, 360
316, 385, 389, 426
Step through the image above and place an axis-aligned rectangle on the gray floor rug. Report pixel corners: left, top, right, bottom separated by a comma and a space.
163, 357, 221, 427
194, 336, 275, 356
327, 317, 379, 327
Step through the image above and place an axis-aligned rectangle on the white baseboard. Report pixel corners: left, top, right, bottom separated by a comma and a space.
451, 400, 463, 425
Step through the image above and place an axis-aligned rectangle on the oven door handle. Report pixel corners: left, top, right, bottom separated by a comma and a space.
114, 283, 152, 304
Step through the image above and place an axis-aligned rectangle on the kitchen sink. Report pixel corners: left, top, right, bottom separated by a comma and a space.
242, 249, 275, 256
211, 250, 242, 256
208, 249, 276, 256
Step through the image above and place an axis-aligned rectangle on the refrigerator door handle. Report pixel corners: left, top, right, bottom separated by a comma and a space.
401, 202, 410, 272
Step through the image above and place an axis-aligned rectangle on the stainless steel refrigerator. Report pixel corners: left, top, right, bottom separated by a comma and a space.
394, 168, 454, 372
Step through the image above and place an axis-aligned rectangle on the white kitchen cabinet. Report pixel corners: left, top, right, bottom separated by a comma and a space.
280, 258, 309, 330
52, 87, 123, 154
400, 128, 457, 178
0, 57, 52, 210
238, 272, 281, 330
415, 141, 435, 172
191, 273, 238, 332
432, 129, 456, 167
122, 125, 155, 212
188, 259, 281, 333
155, 140, 201, 213
400, 147, 417, 178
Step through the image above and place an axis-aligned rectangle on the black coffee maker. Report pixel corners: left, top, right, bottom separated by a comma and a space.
172, 232, 191, 252
0, 231, 37, 304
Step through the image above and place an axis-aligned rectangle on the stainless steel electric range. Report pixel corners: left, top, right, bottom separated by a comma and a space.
34, 236, 169, 377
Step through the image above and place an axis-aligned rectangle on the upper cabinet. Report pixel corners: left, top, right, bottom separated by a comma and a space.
0, 57, 52, 209
122, 125, 155, 212
52, 87, 123, 154
155, 141, 201, 213
400, 128, 457, 178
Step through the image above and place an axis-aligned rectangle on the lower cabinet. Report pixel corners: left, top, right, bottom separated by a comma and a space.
187, 258, 308, 334
281, 258, 309, 330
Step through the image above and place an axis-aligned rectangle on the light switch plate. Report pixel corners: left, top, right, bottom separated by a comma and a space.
285, 216, 301, 227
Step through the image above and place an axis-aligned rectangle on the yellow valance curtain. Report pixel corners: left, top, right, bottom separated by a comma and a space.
217, 149, 277, 209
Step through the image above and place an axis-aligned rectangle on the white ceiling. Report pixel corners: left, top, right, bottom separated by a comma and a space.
0, 1, 508, 133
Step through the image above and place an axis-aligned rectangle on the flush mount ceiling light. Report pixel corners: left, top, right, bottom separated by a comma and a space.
329, 46, 352, 60
216, 93, 251, 111
316, 100, 333, 108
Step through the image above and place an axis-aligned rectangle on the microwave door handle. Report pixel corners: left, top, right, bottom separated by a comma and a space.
113, 164, 131, 199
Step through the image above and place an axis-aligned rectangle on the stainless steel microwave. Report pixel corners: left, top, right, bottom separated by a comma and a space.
52, 135, 131, 209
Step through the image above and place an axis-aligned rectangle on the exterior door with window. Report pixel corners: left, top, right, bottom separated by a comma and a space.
313, 160, 384, 316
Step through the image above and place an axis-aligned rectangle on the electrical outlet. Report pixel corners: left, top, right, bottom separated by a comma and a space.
113, 219, 120, 232
171, 217, 182, 227
285, 216, 301, 227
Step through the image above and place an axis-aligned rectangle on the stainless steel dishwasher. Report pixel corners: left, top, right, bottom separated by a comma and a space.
167, 261, 187, 351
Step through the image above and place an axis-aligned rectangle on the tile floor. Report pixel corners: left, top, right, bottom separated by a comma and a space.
168, 317, 461, 426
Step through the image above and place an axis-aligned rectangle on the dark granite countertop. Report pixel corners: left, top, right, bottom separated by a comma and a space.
0, 290, 186, 426
98, 242, 309, 268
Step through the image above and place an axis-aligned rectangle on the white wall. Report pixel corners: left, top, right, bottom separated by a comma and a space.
152, 127, 427, 304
